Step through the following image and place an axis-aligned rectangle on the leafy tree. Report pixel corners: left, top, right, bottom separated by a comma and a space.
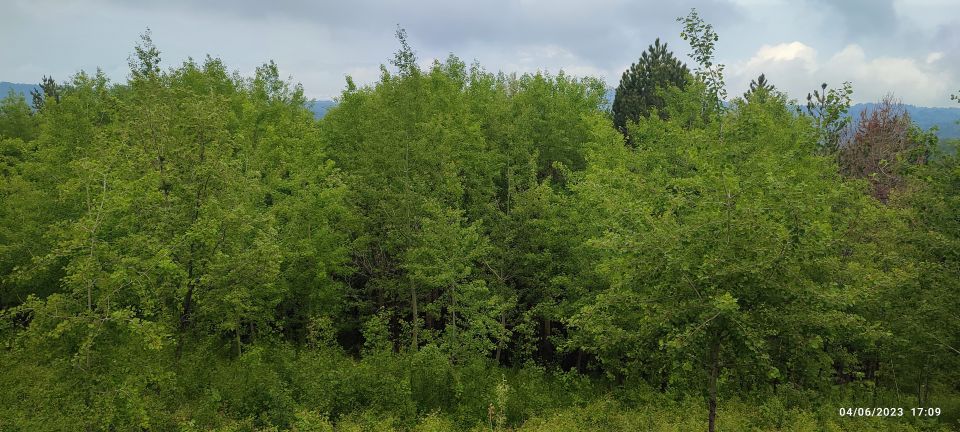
612, 38, 689, 134
804, 81, 853, 153
677, 8, 727, 115
323, 33, 605, 360
567, 85, 885, 432
0, 91, 37, 140
0, 71, 113, 310
322, 42, 503, 352
128, 28, 161, 80
0, 34, 352, 428
403, 201, 508, 358
883, 144, 960, 404
242, 59, 355, 343
391, 26, 418, 76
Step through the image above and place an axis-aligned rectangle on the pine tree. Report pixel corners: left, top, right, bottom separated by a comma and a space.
29, 75, 60, 111
743, 73, 774, 102
612, 38, 689, 135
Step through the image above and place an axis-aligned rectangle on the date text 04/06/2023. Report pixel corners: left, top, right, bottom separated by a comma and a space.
838, 407, 941, 417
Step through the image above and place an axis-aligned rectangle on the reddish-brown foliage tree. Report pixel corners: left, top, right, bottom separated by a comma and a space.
838, 95, 928, 202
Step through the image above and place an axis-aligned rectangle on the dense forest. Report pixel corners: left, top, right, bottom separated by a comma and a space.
1, 11, 958, 431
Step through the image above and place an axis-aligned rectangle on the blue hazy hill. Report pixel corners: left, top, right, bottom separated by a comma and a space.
0, 82, 40, 105
308, 99, 337, 118
847, 103, 960, 141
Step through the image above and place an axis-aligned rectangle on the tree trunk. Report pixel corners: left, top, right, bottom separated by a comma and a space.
495, 311, 506, 363
541, 318, 552, 360
918, 359, 931, 406
450, 283, 457, 341
425, 290, 435, 330
917, 361, 928, 406
175, 279, 194, 360
708, 337, 720, 432
235, 318, 242, 357
177, 137, 206, 361
410, 279, 418, 351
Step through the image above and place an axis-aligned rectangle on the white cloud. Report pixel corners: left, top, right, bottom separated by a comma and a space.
729, 42, 956, 106
742, 42, 818, 75
749, 42, 817, 65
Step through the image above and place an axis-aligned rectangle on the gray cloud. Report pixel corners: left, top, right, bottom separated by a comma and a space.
2, 0, 958, 106
816, 0, 900, 38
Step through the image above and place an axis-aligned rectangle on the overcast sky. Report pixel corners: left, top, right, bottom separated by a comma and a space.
2, 0, 960, 106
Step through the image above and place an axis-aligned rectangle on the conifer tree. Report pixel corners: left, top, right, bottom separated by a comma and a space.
612, 38, 689, 135
29, 75, 60, 111
743, 73, 774, 102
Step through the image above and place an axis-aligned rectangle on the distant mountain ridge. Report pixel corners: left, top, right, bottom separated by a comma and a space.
847, 103, 960, 141
5, 82, 959, 140
308, 99, 337, 118
0, 82, 40, 104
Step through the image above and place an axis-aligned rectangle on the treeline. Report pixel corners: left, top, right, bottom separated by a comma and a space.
1, 16, 958, 431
